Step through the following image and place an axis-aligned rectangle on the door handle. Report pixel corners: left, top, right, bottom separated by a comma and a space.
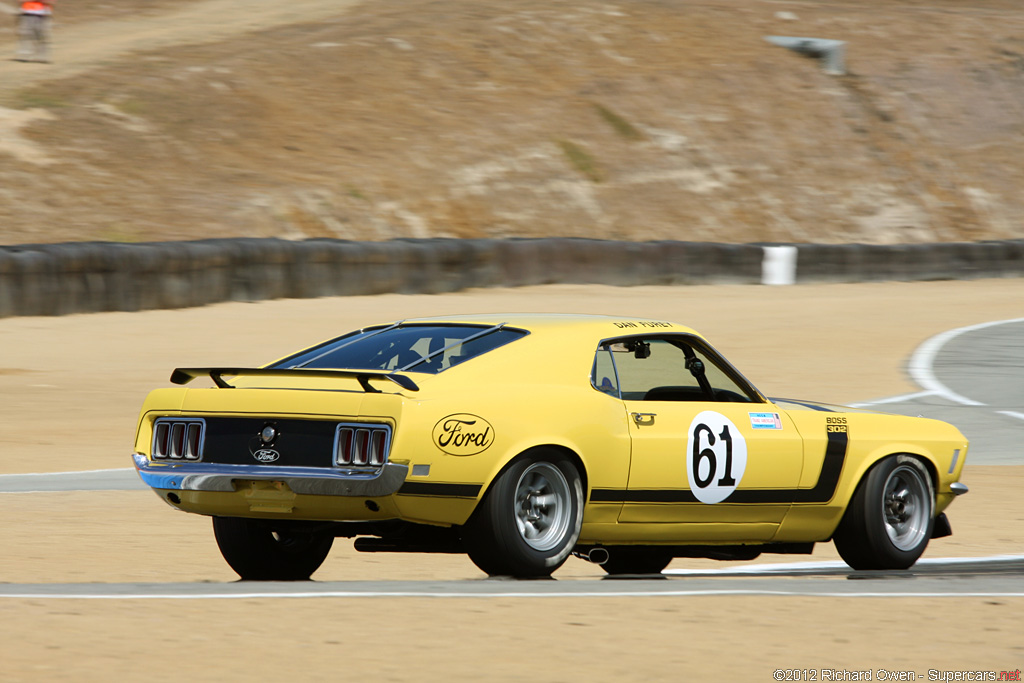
631, 412, 656, 425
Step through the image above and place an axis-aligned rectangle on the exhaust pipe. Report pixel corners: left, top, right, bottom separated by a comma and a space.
574, 547, 609, 565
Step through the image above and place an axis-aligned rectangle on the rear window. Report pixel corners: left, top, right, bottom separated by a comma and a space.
269, 324, 527, 375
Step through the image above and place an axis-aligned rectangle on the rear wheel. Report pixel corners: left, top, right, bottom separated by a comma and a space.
212, 517, 334, 581
464, 450, 583, 578
601, 548, 673, 576
834, 455, 934, 570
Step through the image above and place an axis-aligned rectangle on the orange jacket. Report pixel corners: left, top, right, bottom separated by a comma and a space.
21, 1, 52, 14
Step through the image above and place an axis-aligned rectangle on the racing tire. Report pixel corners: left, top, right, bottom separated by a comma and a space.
600, 548, 673, 576
463, 450, 584, 578
212, 517, 334, 581
833, 455, 935, 570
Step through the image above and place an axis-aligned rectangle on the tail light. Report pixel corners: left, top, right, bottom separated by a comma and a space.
334, 424, 390, 467
152, 418, 205, 460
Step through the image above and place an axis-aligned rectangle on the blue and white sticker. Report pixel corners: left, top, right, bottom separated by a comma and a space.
686, 411, 747, 504
749, 412, 783, 430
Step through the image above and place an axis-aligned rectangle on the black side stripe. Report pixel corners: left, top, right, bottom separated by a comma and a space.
398, 482, 482, 498
590, 488, 698, 503
590, 429, 849, 505
734, 429, 847, 504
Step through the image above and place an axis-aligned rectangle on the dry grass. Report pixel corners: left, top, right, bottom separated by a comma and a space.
1, 0, 1023, 245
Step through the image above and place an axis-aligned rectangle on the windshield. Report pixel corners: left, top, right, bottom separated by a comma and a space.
269, 324, 527, 375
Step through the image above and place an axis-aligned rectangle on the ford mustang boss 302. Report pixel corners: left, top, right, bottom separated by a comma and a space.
132, 314, 969, 579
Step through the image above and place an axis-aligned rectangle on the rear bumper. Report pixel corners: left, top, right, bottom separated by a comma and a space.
132, 453, 409, 497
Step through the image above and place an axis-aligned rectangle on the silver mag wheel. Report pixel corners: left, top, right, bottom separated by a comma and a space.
834, 455, 935, 571
463, 449, 583, 578
514, 462, 573, 552
882, 463, 930, 552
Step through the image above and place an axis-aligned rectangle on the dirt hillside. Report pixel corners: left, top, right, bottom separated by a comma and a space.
1, 0, 1024, 246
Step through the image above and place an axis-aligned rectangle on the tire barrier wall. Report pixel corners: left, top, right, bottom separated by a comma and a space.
0, 237, 1021, 318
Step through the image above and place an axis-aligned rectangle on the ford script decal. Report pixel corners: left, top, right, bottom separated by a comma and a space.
433, 414, 495, 456
253, 448, 281, 463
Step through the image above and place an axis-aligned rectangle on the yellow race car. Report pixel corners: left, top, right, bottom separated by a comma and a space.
132, 314, 969, 579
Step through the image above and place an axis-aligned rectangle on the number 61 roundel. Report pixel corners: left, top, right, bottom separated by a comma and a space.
686, 411, 748, 504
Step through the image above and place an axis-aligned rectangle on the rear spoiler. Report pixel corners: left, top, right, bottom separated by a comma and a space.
169, 367, 420, 393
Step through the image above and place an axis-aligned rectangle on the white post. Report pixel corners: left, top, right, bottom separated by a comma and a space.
762, 246, 798, 286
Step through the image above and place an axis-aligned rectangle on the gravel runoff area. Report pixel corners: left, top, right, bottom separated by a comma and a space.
0, 278, 1022, 680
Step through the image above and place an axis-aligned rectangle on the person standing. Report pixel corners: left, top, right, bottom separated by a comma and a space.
15, 0, 54, 63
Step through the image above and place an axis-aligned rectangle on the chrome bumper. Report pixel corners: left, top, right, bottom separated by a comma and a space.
132, 453, 409, 497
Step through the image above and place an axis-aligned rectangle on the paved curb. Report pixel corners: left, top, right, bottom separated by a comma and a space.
0, 238, 1021, 318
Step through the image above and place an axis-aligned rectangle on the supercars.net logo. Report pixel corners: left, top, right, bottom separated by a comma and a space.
773, 669, 1022, 681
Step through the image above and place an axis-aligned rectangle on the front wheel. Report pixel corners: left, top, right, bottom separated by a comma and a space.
833, 455, 934, 570
212, 517, 334, 581
463, 450, 583, 578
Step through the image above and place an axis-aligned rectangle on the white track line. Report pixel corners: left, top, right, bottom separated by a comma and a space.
3, 590, 1024, 600
906, 317, 1024, 407
665, 554, 1024, 576
2, 555, 1021, 600
1, 491, 103, 495
998, 411, 1024, 422
0, 467, 140, 494
0, 468, 134, 478
847, 390, 936, 408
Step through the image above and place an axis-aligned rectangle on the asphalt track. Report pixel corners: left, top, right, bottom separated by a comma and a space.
0, 556, 1021, 599
849, 317, 1024, 466
1, 317, 1021, 599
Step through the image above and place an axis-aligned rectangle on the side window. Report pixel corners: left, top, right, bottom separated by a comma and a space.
591, 348, 620, 397
612, 340, 698, 401
603, 337, 758, 403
